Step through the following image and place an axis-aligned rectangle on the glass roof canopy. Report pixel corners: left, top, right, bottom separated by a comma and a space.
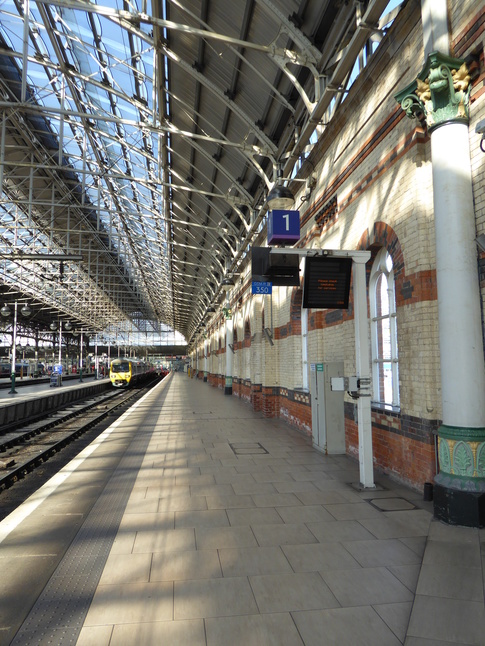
0, 0, 400, 344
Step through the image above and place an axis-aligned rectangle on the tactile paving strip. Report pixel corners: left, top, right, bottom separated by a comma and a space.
10, 416, 155, 645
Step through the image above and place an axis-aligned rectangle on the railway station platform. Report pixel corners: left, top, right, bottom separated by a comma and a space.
0, 374, 105, 399
0, 372, 483, 645
0, 375, 111, 431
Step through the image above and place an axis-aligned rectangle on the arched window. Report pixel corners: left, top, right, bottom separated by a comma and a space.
370, 248, 399, 407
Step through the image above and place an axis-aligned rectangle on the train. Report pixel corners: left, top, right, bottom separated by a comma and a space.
109, 358, 156, 388
0, 361, 46, 378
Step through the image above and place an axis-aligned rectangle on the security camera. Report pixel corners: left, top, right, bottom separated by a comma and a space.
476, 119, 485, 135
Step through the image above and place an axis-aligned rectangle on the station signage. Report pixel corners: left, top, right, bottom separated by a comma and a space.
252, 281, 272, 295
303, 256, 352, 309
267, 209, 300, 245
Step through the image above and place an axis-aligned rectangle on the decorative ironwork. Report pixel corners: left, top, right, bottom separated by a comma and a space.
395, 52, 471, 132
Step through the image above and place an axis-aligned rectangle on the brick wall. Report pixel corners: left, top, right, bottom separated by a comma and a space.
279, 389, 312, 435
233, 378, 252, 405
261, 386, 279, 418
345, 402, 438, 488
198, 1, 485, 493
251, 383, 262, 411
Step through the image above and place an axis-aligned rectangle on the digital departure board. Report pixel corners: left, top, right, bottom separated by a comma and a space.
302, 256, 352, 309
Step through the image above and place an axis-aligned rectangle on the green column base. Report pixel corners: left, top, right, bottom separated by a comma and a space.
224, 376, 232, 395
434, 479, 485, 528
434, 424, 485, 527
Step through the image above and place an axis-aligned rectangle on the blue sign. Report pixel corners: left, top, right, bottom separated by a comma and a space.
267, 209, 300, 245
252, 281, 273, 295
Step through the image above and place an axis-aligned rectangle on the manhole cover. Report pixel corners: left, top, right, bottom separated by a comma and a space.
229, 442, 268, 455
370, 497, 416, 511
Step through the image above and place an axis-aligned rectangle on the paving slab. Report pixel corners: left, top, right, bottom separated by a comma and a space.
3, 373, 484, 646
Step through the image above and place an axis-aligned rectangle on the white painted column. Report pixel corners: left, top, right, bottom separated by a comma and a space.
204, 337, 208, 381
421, 0, 449, 57
225, 314, 233, 395
431, 124, 485, 427
353, 255, 375, 488
394, 12, 485, 521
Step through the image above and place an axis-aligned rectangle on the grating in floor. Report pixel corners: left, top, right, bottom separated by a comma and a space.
229, 442, 269, 455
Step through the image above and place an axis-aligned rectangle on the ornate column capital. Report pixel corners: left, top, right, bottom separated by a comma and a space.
395, 51, 471, 132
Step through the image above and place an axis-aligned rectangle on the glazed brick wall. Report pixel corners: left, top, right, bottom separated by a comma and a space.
205, 364, 438, 490
199, 2, 485, 495
450, 0, 484, 50
251, 383, 262, 411
450, 1, 485, 351
233, 379, 252, 405
279, 389, 312, 435
345, 402, 438, 488
220, 374, 312, 434
208, 374, 224, 390
459, 4, 485, 356
232, 377, 241, 399
232, 377, 261, 411
262, 386, 279, 418
398, 301, 441, 418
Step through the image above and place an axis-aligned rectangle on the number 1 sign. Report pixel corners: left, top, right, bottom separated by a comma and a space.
267, 210, 300, 245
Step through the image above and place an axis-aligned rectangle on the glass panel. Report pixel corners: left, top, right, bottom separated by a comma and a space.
376, 316, 391, 361
376, 273, 389, 317
112, 360, 130, 371
371, 249, 399, 405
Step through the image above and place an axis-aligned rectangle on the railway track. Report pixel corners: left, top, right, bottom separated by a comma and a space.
0, 379, 158, 493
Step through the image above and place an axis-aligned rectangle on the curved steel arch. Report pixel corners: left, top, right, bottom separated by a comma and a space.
0, 0, 401, 343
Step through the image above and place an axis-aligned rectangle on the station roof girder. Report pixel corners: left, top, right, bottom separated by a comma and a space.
0, 0, 400, 341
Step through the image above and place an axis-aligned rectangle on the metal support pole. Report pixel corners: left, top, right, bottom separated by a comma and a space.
352, 256, 375, 488
9, 302, 17, 394
204, 337, 208, 382
58, 321, 62, 386
94, 335, 98, 379
225, 300, 233, 395
79, 331, 84, 382
268, 247, 374, 485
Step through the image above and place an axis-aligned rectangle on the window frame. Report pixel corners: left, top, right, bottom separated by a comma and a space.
370, 247, 400, 407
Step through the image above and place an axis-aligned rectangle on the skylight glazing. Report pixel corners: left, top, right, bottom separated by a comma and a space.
0, 0, 402, 344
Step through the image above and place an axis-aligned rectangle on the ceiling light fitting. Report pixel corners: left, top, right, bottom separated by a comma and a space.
221, 277, 235, 292
266, 165, 294, 210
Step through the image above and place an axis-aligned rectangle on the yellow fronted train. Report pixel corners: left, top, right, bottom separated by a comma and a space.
109, 358, 155, 388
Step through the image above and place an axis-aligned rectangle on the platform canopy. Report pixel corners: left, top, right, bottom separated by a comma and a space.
0, 0, 400, 342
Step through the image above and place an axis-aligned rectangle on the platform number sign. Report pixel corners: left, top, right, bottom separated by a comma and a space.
267, 209, 300, 245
